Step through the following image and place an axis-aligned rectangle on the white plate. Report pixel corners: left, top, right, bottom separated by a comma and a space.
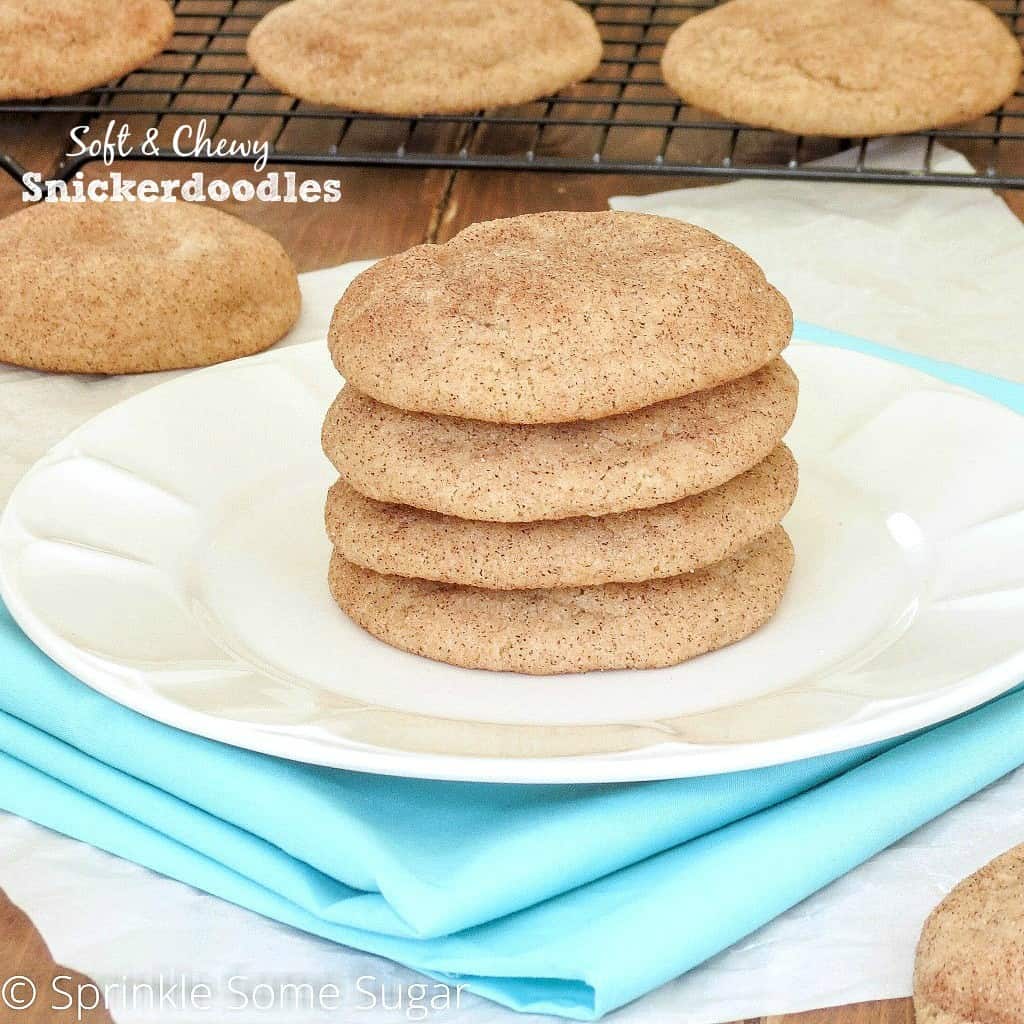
2, 341, 1023, 783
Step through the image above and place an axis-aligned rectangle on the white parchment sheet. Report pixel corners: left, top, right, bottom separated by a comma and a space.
613, 138, 1024, 383
1, 139, 1022, 1023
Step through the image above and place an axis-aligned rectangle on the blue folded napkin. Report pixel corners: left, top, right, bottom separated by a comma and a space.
0, 323, 1022, 1020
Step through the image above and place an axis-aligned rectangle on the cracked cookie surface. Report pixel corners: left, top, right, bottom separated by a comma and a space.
247, 0, 602, 114
661, 0, 1022, 136
329, 211, 792, 423
0, 0, 173, 100
322, 358, 798, 521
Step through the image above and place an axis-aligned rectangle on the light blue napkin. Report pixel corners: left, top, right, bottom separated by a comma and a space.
0, 324, 1021, 1020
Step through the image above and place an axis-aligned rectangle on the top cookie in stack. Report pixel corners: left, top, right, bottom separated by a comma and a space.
322, 211, 798, 675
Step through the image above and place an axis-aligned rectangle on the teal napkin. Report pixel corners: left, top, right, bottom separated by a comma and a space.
0, 323, 1021, 1019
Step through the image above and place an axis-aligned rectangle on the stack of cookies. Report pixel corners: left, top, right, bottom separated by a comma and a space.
321, 211, 798, 675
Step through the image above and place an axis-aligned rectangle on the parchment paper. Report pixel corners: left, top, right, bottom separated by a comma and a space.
612, 138, 1024, 382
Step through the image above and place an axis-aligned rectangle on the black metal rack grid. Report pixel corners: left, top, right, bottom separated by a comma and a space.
1, 0, 1023, 188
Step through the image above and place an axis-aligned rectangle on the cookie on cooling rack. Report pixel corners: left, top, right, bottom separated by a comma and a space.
330, 527, 795, 675
0, 201, 301, 374
326, 445, 798, 589
660, 0, 1023, 137
321, 359, 798, 522
329, 211, 792, 423
0, 0, 174, 100
914, 844, 1024, 1024
246, 0, 602, 115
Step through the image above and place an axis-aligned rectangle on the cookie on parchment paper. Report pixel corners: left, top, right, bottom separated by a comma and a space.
0, 0, 174, 100
914, 843, 1024, 1024
322, 358, 798, 522
660, 0, 1023, 137
329, 211, 792, 423
0, 201, 301, 374
326, 444, 798, 589
329, 526, 795, 675
247, 0, 602, 115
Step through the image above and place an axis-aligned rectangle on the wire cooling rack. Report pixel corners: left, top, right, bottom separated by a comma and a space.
1, 0, 1022, 188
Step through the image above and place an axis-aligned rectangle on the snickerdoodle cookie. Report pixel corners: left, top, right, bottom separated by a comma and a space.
660, 0, 1023, 137
330, 527, 794, 674
0, 201, 301, 374
322, 358, 798, 522
329, 211, 792, 423
247, 0, 602, 115
0, 0, 174, 100
326, 444, 798, 588
914, 844, 1024, 1024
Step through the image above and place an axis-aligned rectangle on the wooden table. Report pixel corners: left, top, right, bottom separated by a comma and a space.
1, 120, 1018, 1023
